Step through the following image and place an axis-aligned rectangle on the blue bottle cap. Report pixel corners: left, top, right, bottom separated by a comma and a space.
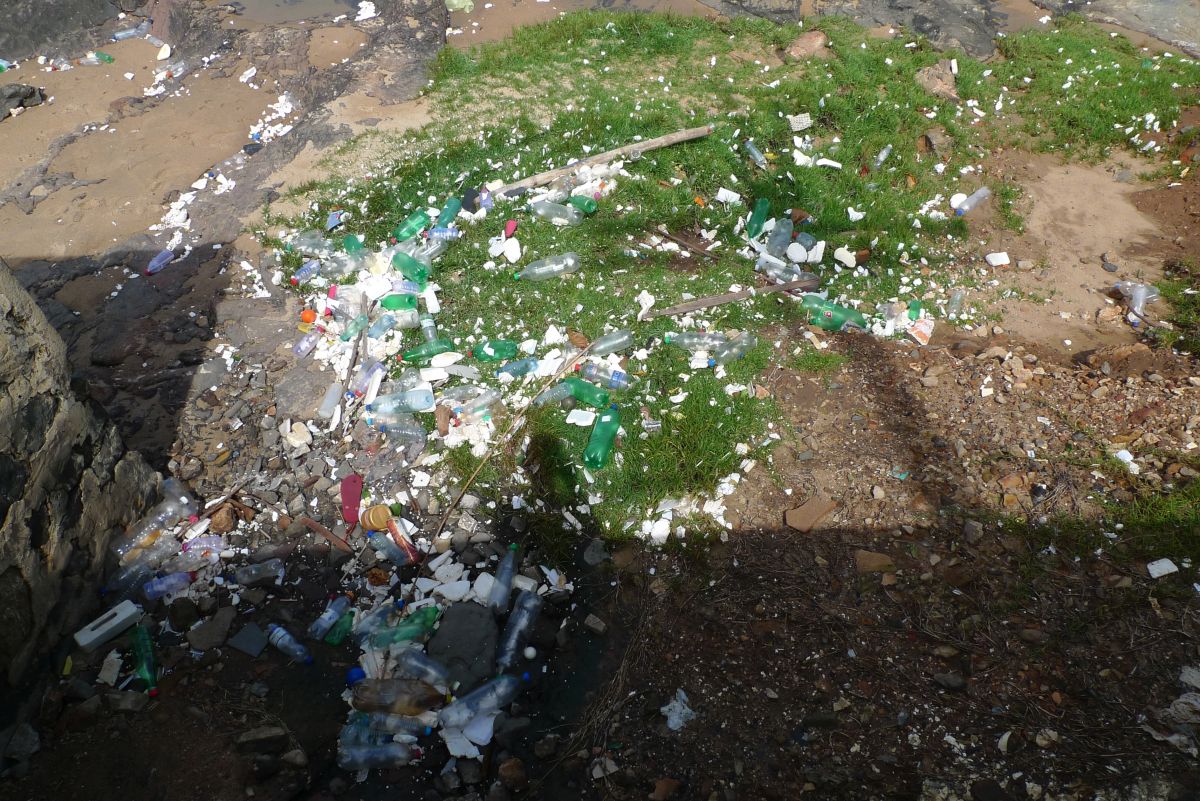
346, 666, 367, 686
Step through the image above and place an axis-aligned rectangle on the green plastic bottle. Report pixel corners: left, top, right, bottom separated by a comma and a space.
369, 605, 440, 649
343, 234, 366, 254
801, 294, 869, 332
339, 313, 369, 342
436, 198, 462, 228
747, 197, 770, 239
324, 612, 355, 645
470, 340, 518, 361
563, 376, 610, 409
402, 338, 453, 364
131, 624, 159, 697
393, 210, 430, 242
583, 404, 621, 469
392, 252, 430, 285
96, 51, 115, 64
380, 294, 418, 311
568, 196, 598, 215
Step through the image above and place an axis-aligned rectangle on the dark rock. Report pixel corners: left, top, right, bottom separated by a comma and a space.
105, 690, 149, 713
533, 734, 560, 759
426, 603, 498, 692
0, 84, 46, 115
458, 758, 485, 785
435, 765, 463, 793
235, 725, 290, 754
933, 672, 967, 691
65, 677, 96, 701
497, 758, 527, 792
582, 538, 610, 566
186, 605, 236, 650
168, 597, 200, 631
227, 623, 269, 657
253, 754, 281, 781
970, 779, 1014, 801
486, 782, 511, 801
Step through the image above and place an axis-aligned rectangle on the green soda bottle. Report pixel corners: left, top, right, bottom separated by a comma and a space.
469, 340, 518, 361
583, 404, 621, 469
568, 196, 598, 215
747, 197, 770, 239
393, 210, 430, 242
402, 338, 453, 364
436, 197, 462, 228
344, 234, 366, 254
131, 624, 159, 697
369, 605, 440, 649
392, 251, 430, 285
324, 611, 355, 645
563, 376, 610, 409
380, 294, 418, 311
801, 294, 868, 332
96, 51, 116, 64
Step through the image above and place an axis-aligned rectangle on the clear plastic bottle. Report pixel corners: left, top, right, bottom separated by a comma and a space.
766, 218, 793, 259
946, 289, 965, 318
111, 479, 197, 564
266, 624, 313, 665
386, 369, 425, 393
367, 412, 427, 443
349, 360, 386, 398
496, 590, 544, 671
488, 544, 518, 616
367, 314, 397, 339
418, 314, 438, 343
744, 139, 768, 169
288, 230, 328, 255
664, 331, 727, 351
293, 330, 322, 358
394, 649, 451, 693
955, 187, 992, 216
589, 329, 633, 356
390, 278, 425, 295
339, 313, 370, 342
439, 675, 523, 729
318, 380, 344, 419
496, 358, 537, 378
873, 143, 893, 170
145, 250, 174, 276
308, 595, 352, 640
367, 606, 439, 649
532, 383, 573, 407
709, 332, 759, 366
428, 227, 461, 241
337, 742, 421, 770
290, 259, 321, 285
365, 530, 419, 568
157, 60, 188, 81
235, 558, 285, 586
111, 20, 151, 40
351, 677, 442, 714
583, 405, 621, 469
577, 362, 634, 391
142, 571, 196, 601
366, 712, 433, 737
529, 200, 583, 226
368, 389, 434, 415
353, 600, 405, 646
514, 253, 580, 281
452, 388, 501, 424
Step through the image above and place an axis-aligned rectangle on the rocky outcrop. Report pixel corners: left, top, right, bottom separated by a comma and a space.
0, 1, 130, 62
0, 259, 157, 687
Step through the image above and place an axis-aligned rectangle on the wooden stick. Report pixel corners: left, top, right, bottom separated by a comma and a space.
645, 225, 718, 261
496, 124, 715, 197
648, 277, 821, 318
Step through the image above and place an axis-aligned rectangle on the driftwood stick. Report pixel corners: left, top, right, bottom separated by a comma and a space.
649, 277, 821, 319
496, 124, 715, 197
646, 225, 718, 261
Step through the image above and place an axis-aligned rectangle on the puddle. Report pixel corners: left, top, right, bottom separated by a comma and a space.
234, 0, 357, 24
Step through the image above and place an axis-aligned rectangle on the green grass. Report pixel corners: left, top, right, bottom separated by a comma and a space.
261, 11, 1200, 543
1155, 259, 1200, 354
790, 344, 847, 374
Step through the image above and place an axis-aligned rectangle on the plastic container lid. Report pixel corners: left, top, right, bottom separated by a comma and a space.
346, 666, 367, 686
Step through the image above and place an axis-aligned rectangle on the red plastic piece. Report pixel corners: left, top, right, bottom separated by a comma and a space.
341, 473, 363, 526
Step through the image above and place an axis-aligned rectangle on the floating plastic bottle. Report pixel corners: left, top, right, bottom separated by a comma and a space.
664, 331, 727, 351
488, 544, 519, 616
308, 595, 352, 640
145, 250, 174, 276
339, 313, 369, 342
955, 187, 992, 216
318, 380, 344, 419
532, 383, 573, 407
291, 259, 321, 285
496, 358, 537, 378
529, 200, 583, 226
393, 210, 430, 242
470, 340, 518, 361
801, 294, 869, 332
293, 330, 322, 358
349, 360, 386, 398
589, 329, 633, 356
439, 675, 524, 729
368, 389, 434, 415
395, 649, 451, 693
337, 742, 421, 770
873, 144, 893, 170
583, 405, 621, 469
747, 197, 770, 239
744, 140, 768, 169
401, 339, 452, 364
266, 624, 313, 664
235, 558, 284, 586
709, 332, 758, 366
515, 252, 580, 281
131, 624, 159, 696
142, 571, 196, 601
577, 362, 633, 391
766, 219, 793, 259
563, 376, 609, 409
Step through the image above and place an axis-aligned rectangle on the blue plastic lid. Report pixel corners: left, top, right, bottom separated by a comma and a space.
346, 666, 367, 686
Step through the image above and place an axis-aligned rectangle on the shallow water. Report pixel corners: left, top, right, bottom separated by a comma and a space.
234, 0, 357, 24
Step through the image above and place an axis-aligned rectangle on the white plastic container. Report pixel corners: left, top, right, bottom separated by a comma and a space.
74, 600, 140, 651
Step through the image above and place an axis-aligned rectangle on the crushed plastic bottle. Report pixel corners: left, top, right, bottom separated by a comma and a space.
293, 329, 322, 358
765, 218, 793, 259
709, 332, 758, 366
439, 675, 524, 729
353, 600, 405, 646
318, 380, 344, 419
351, 677, 442, 714
488, 544, 518, 616
266, 624, 313, 665
955, 187, 992, 216
589, 328, 633, 356
349, 360, 386, 397
529, 200, 583, 226
141, 571, 196, 601
365, 712, 433, 737
801, 295, 869, 332
308, 595, 352, 640
1115, 281, 1160, 323
324, 612, 355, 645
110, 479, 197, 565
577, 362, 634, 391
665, 331, 727, 351
514, 253, 580, 281
366, 606, 439, 649
583, 404, 621, 469
394, 649, 451, 693
367, 314, 397, 339
946, 289, 966, 318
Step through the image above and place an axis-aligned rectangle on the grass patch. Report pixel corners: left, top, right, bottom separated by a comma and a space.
262, 11, 1200, 542
1155, 259, 1200, 354
789, 344, 848, 374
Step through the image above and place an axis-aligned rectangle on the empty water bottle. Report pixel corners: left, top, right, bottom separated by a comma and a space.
291, 259, 321, 285
235, 558, 284, 586
146, 250, 174, 276
112, 20, 151, 40
873, 144, 893, 170
142, 571, 196, 601
318, 381, 344, 419
353, 600, 405, 646
308, 595, 352, 640
946, 289, 965, 318
452, 388, 501, 424
577, 362, 634, 391
439, 675, 524, 729
428, 227, 461, 241
955, 187, 992, 216
418, 314, 439, 343
589, 329, 634, 356
395, 649, 451, 693
766, 219, 793, 259
293, 330, 322, 358
488, 544, 518, 616
529, 200, 583, 226
390, 278, 425, 295
111, 479, 197, 564
349, 360, 386, 398
497, 590, 544, 671
710, 332, 758, 366
367, 314, 397, 339
664, 331, 727, 351
583, 405, 621, 469
532, 383, 573, 407
496, 358, 537, 378
267, 624, 313, 664
744, 139, 768, 169
339, 313, 369, 342
368, 389, 434, 414
515, 253, 580, 281
366, 530, 419, 568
